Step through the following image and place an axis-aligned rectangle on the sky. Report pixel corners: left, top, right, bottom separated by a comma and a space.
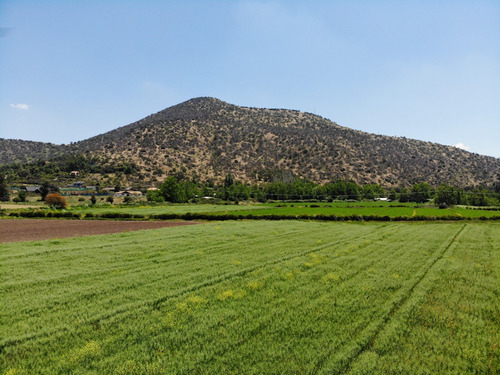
1, 0, 499, 158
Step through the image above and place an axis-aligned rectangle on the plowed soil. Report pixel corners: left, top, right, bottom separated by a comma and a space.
0, 219, 198, 243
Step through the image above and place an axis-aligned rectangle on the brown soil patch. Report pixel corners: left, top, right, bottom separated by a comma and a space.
0, 219, 198, 243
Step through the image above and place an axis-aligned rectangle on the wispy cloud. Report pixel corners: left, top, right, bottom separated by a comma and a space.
10, 103, 30, 110
455, 142, 470, 151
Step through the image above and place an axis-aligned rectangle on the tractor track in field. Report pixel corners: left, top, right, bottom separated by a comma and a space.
320, 223, 468, 374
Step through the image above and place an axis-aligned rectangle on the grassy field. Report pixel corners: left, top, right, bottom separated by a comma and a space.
1, 221, 498, 374
67, 201, 500, 218
4, 200, 497, 220
219, 202, 500, 218
68, 202, 268, 216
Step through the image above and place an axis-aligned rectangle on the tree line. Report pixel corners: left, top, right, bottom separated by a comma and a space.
2, 163, 499, 207
146, 175, 500, 207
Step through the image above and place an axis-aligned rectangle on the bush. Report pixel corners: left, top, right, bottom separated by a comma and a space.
123, 196, 134, 204
146, 190, 165, 203
17, 190, 27, 202
45, 193, 67, 209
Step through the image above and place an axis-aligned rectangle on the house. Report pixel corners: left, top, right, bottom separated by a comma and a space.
22, 186, 42, 194
115, 190, 143, 197
72, 181, 85, 188
70, 171, 80, 178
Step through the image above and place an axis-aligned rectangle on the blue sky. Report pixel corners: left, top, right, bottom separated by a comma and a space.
1, 0, 499, 158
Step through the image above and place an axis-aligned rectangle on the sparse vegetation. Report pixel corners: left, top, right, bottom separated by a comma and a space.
1, 98, 499, 188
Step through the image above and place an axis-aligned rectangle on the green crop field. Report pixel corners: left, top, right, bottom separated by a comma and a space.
219, 202, 500, 218
68, 203, 268, 216
1, 221, 499, 374
69, 201, 500, 219
3, 201, 499, 220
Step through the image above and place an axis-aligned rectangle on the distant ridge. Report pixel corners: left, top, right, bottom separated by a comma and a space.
1, 97, 499, 187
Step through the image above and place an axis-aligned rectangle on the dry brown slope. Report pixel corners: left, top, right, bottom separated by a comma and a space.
69, 97, 500, 187
2, 97, 499, 187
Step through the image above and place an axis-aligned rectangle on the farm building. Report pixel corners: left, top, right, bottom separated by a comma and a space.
22, 186, 42, 194
115, 190, 143, 197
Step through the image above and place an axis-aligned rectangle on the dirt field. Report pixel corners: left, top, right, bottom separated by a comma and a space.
0, 219, 198, 243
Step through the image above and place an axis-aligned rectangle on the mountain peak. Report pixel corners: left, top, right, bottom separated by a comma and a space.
150, 97, 233, 122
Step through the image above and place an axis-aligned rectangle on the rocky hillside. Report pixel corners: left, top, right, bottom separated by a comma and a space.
1, 97, 499, 187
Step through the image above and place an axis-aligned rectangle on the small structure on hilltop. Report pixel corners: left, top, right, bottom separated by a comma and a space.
70, 171, 80, 178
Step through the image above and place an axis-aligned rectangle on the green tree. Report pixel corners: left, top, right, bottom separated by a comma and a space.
264, 182, 288, 200
0, 173, 9, 201
466, 188, 490, 207
410, 183, 434, 203
146, 189, 165, 203
181, 180, 199, 202
434, 184, 464, 206
17, 190, 27, 202
225, 183, 250, 201
361, 184, 385, 200
160, 176, 186, 203
399, 188, 411, 202
40, 181, 59, 201
388, 189, 398, 201
90, 194, 97, 205
345, 182, 360, 200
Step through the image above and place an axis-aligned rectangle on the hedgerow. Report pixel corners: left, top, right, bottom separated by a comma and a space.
3, 210, 500, 221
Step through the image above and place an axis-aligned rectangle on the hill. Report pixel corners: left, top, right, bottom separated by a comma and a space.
1, 97, 499, 187
0, 139, 69, 165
